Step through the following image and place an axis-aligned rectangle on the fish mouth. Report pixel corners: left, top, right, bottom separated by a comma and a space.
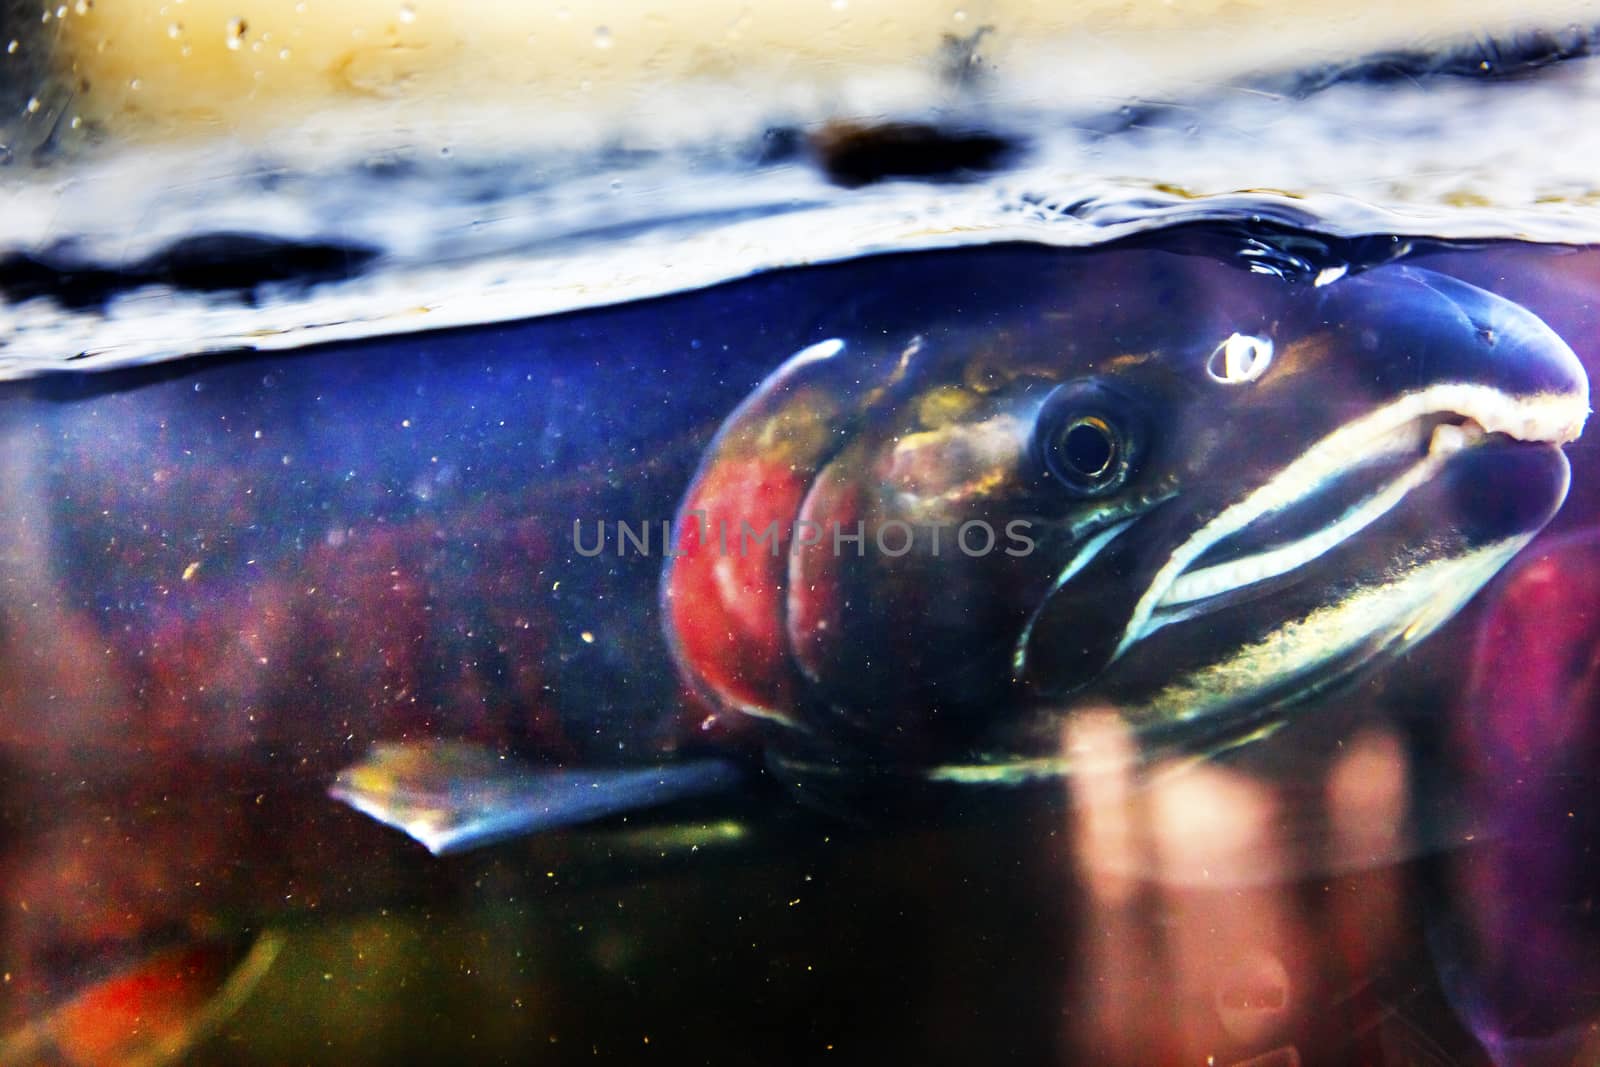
1117, 382, 1588, 656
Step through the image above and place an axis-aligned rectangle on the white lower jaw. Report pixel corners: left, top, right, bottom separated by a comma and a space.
1124, 536, 1534, 728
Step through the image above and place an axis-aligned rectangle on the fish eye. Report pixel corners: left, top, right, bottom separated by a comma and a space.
1060, 416, 1117, 480
1207, 332, 1273, 384
1035, 381, 1140, 496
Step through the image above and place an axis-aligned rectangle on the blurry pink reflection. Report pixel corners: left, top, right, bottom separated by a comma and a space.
1214, 949, 1293, 1043
1062, 708, 1143, 904
1062, 707, 1410, 1064
1146, 754, 1281, 886
1064, 707, 1288, 888
1325, 728, 1408, 865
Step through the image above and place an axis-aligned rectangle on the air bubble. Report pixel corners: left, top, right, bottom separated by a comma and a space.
593, 25, 611, 49
24, 97, 38, 114
225, 16, 247, 50
398, 2, 415, 23
167, 22, 182, 38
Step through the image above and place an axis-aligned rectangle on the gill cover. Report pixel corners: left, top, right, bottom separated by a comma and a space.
661, 335, 912, 731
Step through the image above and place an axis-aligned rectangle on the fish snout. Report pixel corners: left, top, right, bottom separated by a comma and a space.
1323, 266, 1589, 447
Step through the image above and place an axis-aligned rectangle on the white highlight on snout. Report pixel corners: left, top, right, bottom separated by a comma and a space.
1206, 333, 1274, 384
788, 337, 845, 366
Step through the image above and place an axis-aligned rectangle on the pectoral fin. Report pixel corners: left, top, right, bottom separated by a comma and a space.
329, 741, 744, 855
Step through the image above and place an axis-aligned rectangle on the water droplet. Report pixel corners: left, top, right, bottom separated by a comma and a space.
167, 21, 182, 38
74, 0, 90, 13
69, 114, 81, 128
6, 40, 16, 54
593, 25, 611, 48
952, 8, 967, 21
279, 47, 291, 59
24, 97, 38, 113
609, 178, 622, 192
225, 16, 247, 50
128, 77, 141, 90
55, 5, 67, 18
398, 2, 415, 23
831, 0, 847, 8
179, 43, 191, 56
555, 4, 569, 19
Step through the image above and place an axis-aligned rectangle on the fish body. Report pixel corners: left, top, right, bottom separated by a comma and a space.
0, 239, 1584, 852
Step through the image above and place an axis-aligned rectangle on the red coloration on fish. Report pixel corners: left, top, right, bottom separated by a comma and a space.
787, 472, 868, 686
33, 944, 233, 1066
665, 455, 810, 725
1437, 527, 1600, 1057
1462, 530, 1600, 770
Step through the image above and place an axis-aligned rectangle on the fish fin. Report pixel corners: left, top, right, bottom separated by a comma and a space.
0, 933, 283, 1067
329, 741, 745, 855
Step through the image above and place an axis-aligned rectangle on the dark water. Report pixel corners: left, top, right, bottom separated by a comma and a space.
2, 233, 1600, 1066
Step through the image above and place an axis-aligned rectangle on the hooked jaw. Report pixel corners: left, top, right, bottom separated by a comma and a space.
1020, 266, 1588, 722
1122, 266, 1588, 666
1124, 378, 1588, 652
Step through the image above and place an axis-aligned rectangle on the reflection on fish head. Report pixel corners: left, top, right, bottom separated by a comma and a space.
664, 254, 1588, 776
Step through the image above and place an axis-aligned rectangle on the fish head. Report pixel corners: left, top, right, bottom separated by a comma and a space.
1017, 264, 1589, 736
663, 255, 1589, 772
